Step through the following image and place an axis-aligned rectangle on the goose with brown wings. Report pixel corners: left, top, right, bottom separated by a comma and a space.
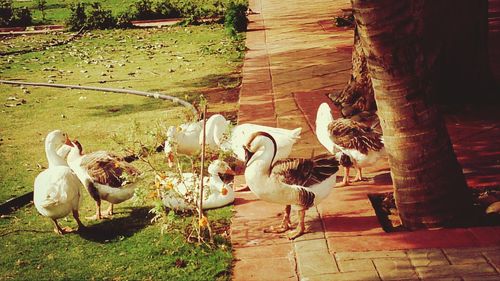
59, 140, 141, 220
243, 131, 339, 239
315, 102, 385, 186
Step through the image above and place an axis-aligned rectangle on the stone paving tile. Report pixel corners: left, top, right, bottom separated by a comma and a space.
407, 248, 450, 267
233, 243, 293, 259
373, 258, 419, 281
416, 263, 498, 279
462, 276, 500, 281
482, 250, 500, 272
232, 257, 297, 281
444, 251, 489, 265
337, 259, 376, 273
420, 277, 462, 281
295, 239, 339, 277
302, 271, 382, 281
326, 228, 484, 252
335, 250, 408, 261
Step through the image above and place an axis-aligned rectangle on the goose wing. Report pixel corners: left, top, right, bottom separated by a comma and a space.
271, 154, 339, 188
80, 151, 140, 187
328, 119, 383, 154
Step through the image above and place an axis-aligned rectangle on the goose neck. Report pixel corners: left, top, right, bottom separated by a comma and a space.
45, 141, 67, 168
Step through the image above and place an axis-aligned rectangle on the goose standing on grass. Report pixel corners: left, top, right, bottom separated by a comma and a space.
34, 130, 85, 234
315, 102, 384, 186
206, 114, 302, 163
243, 131, 339, 239
160, 160, 236, 211
62, 140, 141, 220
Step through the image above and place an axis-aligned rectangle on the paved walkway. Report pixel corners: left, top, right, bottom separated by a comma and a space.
232, 0, 500, 280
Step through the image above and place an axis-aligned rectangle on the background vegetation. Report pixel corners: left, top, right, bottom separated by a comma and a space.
2, 0, 248, 31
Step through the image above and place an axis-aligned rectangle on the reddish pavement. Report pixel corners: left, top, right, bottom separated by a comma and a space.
231, 0, 500, 280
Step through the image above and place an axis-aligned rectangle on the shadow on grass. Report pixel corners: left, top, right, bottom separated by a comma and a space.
174, 73, 241, 91
87, 100, 168, 118
78, 206, 153, 243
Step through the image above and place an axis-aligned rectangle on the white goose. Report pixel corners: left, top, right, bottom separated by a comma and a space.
160, 160, 236, 211
62, 140, 141, 220
164, 121, 203, 167
244, 131, 339, 239
206, 114, 302, 163
164, 114, 302, 167
315, 102, 385, 186
34, 130, 85, 234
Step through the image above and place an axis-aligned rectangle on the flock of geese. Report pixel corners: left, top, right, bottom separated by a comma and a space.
33, 102, 384, 239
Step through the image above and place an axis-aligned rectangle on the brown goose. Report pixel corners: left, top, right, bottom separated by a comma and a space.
64, 140, 141, 220
315, 102, 384, 186
243, 131, 339, 239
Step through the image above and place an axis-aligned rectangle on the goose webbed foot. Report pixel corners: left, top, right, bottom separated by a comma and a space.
264, 205, 292, 233
52, 219, 74, 235
287, 209, 306, 240
353, 168, 365, 182
105, 204, 114, 216
86, 202, 110, 220
264, 222, 292, 233
336, 167, 350, 187
85, 213, 110, 220
287, 227, 305, 240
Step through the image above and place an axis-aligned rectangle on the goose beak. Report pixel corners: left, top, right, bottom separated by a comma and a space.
65, 135, 74, 147
243, 145, 255, 166
167, 153, 174, 168
224, 167, 236, 176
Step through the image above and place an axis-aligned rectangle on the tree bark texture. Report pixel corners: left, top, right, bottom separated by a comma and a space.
330, 24, 376, 118
352, 0, 472, 229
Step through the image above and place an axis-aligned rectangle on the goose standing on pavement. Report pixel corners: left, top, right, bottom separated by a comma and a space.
315, 102, 384, 186
243, 131, 339, 239
34, 130, 85, 234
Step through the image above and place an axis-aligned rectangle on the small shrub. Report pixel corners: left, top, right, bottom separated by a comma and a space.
66, 2, 86, 31
224, 2, 248, 36
134, 0, 157, 20
154, 0, 181, 18
11, 6, 32, 27
116, 11, 134, 29
0, 0, 13, 27
85, 2, 116, 30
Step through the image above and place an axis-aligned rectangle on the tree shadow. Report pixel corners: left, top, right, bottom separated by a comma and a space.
322, 214, 380, 233
87, 99, 168, 118
78, 207, 153, 243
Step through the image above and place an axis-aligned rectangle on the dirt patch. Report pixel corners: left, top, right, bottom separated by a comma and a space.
368, 187, 500, 232
202, 86, 240, 123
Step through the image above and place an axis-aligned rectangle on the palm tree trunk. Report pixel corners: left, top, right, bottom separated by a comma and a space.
352, 0, 474, 229
330, 25, 375, 117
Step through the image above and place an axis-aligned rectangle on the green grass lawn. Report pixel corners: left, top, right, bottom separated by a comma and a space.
0, 24, 243, 280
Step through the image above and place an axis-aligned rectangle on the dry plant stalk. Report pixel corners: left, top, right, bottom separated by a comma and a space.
198, 105, 207, 243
